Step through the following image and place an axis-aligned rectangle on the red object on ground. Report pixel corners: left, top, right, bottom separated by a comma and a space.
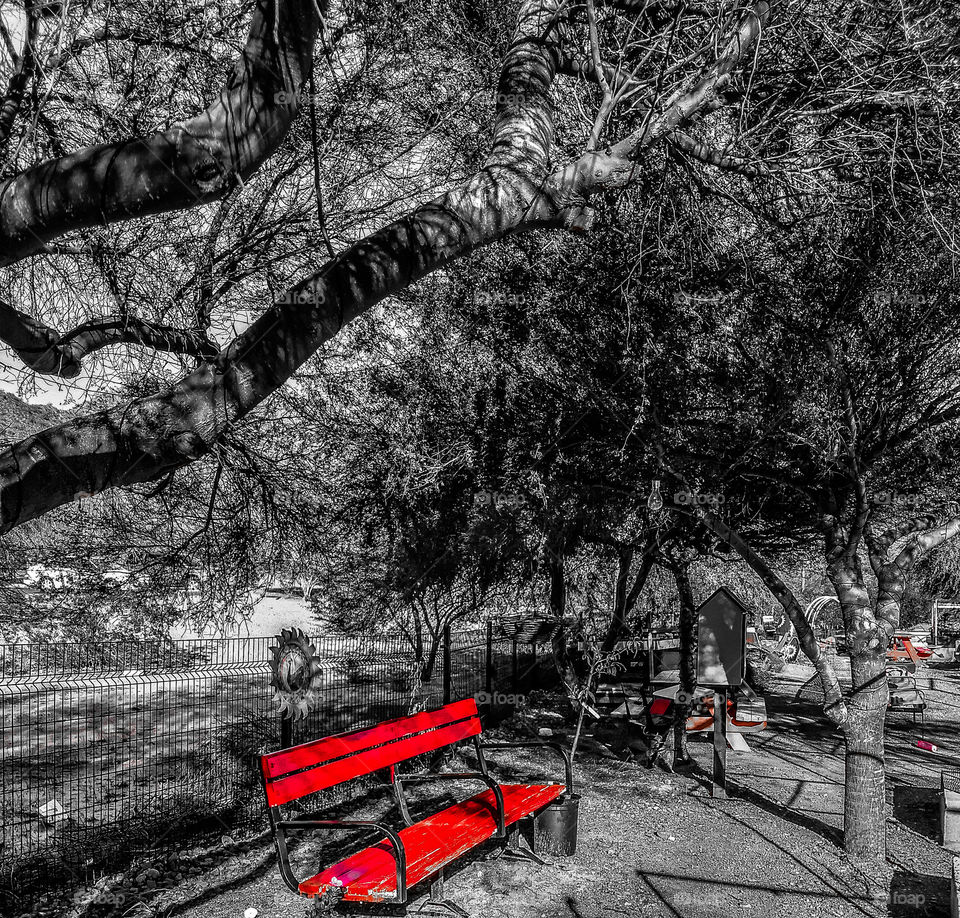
916, 740, 939, 752
887, 637, 923, 666
649, 697, 672, 717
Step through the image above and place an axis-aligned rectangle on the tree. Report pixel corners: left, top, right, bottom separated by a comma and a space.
2, 0, 957, 874
656, 212, 960, 867
1, 0, 771, 530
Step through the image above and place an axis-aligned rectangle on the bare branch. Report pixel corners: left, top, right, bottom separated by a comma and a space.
668, 130, 772, 177
0, 298, 219, 376
531, 1, 769, 219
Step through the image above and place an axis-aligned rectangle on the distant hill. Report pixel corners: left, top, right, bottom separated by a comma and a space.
0, 391, 65, 446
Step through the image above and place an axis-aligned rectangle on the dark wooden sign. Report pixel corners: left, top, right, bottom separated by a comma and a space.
696, 586, 748, 689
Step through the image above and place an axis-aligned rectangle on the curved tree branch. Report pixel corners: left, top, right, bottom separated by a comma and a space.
669, 130, 773, 177
695, 510, 849, 727
0, 0, 324, 267
0, 298, 219, 376
871, 513, 960, 640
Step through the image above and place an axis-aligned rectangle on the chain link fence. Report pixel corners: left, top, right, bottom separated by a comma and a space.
0, 626, 556, 898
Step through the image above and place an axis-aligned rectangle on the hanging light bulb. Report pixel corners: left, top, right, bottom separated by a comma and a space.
647, 479, 664, 512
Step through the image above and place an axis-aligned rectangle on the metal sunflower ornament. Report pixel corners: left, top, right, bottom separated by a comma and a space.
269, 628, 324, 721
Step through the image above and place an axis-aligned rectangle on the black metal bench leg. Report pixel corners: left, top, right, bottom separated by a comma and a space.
490, 823, 547, 866
414, 870, 469, 918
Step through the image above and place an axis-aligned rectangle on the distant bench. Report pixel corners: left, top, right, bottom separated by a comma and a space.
888, 669, 926, 725
259, 698, 572, 914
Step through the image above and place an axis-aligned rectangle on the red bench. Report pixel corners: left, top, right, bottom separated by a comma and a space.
260, 698, 573, 915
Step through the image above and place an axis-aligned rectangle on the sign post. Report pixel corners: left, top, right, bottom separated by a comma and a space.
712, 687, 727, 798
696, 587, 748, 799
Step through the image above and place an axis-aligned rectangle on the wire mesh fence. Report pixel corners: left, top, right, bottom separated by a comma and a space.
0, 626, 556, 896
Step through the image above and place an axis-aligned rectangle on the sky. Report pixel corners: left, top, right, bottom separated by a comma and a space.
0, 351, 77, 406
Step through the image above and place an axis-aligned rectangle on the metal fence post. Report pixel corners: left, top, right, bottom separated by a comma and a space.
443, 625, 452, 705
486, 622, 494, 698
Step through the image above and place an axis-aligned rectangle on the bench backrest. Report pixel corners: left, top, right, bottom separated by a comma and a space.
260, 698, 481, 807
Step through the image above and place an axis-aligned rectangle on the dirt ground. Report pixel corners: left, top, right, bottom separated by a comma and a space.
18, 661, 960, 918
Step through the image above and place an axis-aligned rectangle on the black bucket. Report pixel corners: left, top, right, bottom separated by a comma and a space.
533, 793, 580, 857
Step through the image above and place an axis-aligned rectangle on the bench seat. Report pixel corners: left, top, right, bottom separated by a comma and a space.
301, 783, 564, 901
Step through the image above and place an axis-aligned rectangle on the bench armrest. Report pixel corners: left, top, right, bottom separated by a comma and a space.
396, 771, 506, 837
478, 740, 574, 795
273, 819, 408, 903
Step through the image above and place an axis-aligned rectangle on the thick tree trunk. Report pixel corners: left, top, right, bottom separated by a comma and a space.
548, 554, 579, 699
607, 549, 633, 649
421, 629, 441, 683
844, 649, 889, 864
828, 554, 891, 868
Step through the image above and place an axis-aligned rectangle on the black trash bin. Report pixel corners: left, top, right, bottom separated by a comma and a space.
533, 793, 580, 856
